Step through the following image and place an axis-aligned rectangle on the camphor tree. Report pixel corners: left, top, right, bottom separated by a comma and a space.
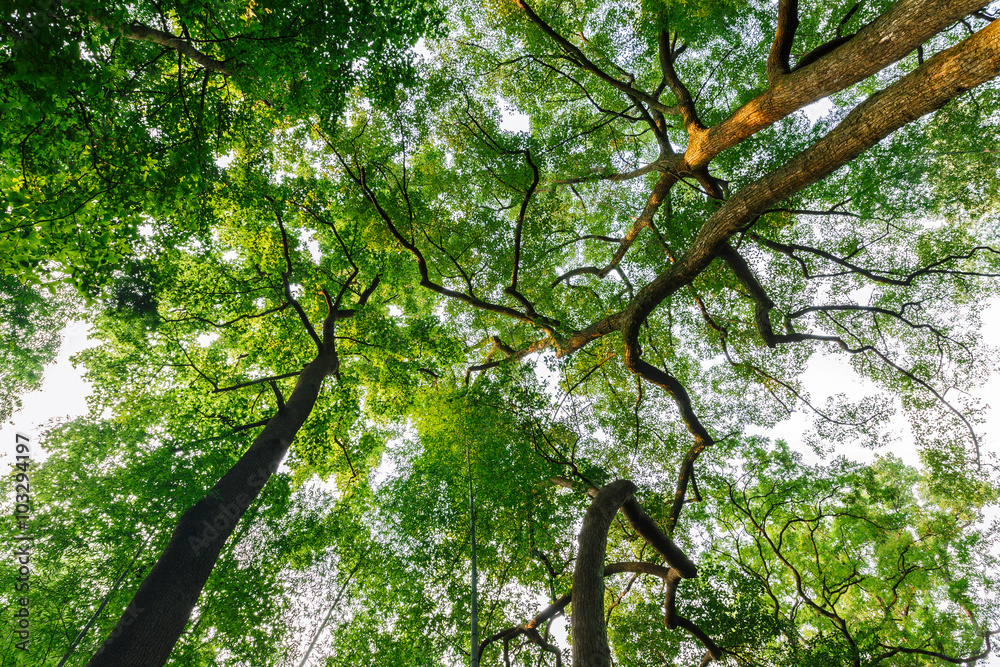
3, 0, 1000, 666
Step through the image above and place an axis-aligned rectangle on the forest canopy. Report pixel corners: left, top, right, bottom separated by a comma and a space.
2, 0, 1000, 666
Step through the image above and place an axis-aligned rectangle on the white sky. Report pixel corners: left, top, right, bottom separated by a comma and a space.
1, 320, 94, 465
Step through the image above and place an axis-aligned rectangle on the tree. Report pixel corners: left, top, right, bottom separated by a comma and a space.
3, 1, 439, 665
1, 0, 441, 292
3, 0, 1000, 665
291, 0, 1000, 662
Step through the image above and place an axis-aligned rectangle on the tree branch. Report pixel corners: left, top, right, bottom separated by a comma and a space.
767, 0, 799, 82
506, 149, 541, 315
621, 15, 1000, 405
754, 234, 1000, 286
552, 172, 676, 286
685, 0, 996, 170
658, 30, 704, 135
91, 18, 235, 75
333, 150, 537, 326
512, 0, 680, 116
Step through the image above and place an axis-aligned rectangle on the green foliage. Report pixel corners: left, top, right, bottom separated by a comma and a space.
4, 0, 1000, 665
1, 0, 443, 292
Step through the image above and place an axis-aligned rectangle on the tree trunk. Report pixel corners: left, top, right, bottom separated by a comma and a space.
571, 480, 636, 667
85, 352, 337, 667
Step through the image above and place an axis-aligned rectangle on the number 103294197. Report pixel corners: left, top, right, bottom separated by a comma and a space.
13, 433, 32, 530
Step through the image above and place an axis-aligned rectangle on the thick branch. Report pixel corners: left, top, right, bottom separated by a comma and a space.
685, 0, 995, 170
675, 616, 724, 662
506, 150, 541, 313
608, 357, 714, 534
214, 371, 303, 394
622, 16, 1000, 373
90, 18, 234, 75
606, 561, 720, 661
717, 242, 777, 347
658, 31, 703, 135
550, 476, 697, 577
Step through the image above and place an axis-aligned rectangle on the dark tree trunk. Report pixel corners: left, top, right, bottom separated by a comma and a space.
85, 352, 337, 667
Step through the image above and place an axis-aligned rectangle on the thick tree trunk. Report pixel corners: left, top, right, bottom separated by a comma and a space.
571, 480, 636, 667
85, 352, 337, 667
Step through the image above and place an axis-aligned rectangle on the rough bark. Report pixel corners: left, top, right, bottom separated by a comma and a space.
519, 8, 1000, 362
571, 480, 637, 667
85, 353, 337, 667
767, 0, 799, 82
684, 0, 994, 170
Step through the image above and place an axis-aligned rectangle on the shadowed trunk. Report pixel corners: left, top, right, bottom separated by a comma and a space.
85, 352, 337, 667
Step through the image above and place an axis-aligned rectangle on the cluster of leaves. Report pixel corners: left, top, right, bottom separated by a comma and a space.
1, 0, 443, 292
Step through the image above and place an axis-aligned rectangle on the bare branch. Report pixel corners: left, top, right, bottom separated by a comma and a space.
267, 380, 285, 411
214, 371, 303, 394
513, 0, 680, 116
265, 196, 324, 353
876, 629, 997, 664
160, 303, 291, 329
